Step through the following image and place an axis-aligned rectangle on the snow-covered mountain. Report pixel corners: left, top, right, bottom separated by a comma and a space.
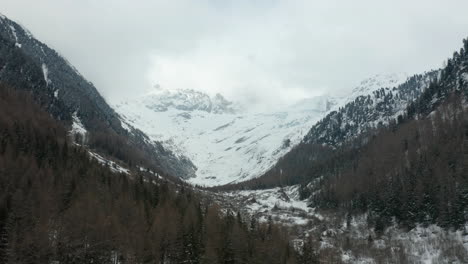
142, 86, 240, 114
303, 72, 435, 146
114, 73, 408, 187
115, 88, 327, 186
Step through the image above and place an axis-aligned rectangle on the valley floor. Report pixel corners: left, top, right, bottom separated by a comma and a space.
208, 186, 468, 264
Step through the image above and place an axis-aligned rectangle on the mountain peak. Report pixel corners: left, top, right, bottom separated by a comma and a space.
122, 87, 240, 114
349, 73, 409, 98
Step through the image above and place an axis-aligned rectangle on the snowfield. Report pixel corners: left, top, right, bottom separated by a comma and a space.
115, 90, 333, 186
113, 74, 408, 187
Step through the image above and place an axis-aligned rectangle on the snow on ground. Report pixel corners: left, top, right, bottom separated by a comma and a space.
344, 72, 409, 104
212, 185, 324, 227
68, 113, 130, 175
70, 112, 87, 137
115, 92, 333, 187
88, 151, 130, 175
113, 74, 409, 187
9, 25, 17, 41
462, 72, 468, 82
312, 213, 468, 264
7, 24, 22, 48
42, 63, 51, 86
211, 183, 468, 263
118, 117, 135, 135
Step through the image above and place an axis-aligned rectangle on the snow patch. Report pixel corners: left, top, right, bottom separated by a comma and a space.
462, 72, 468, 82
42, 63, 52, 86
70, 112, 87, 143
9, 25, 21, 48
88, 151, 130, 175
118, 116, 133, 133
220, 185, 324, 226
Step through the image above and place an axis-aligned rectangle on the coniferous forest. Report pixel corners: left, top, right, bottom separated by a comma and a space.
218, 39, 468, 234
0, 86, 307, 263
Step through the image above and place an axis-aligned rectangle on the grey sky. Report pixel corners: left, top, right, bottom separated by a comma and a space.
3, 0, 468, 107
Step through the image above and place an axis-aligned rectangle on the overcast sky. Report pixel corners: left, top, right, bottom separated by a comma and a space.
3, 0, 468, 108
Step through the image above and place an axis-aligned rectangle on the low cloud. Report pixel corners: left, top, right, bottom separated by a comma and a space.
3, 0, 468, 107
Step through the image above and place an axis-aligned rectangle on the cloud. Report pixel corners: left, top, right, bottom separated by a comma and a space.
3, 0, 468, 108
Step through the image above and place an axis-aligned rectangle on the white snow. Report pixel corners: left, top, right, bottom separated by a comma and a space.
336, 218, 468, 264
42, 63, 52, 86
70, 112, 87, 139
9, 25, 18, 42
119, 118, 133, 133
88, 151, 130, 175
9, 25, 21, 48
54, 90, 59, 98
463, 72, 468, 82
219, 185, 323, 226
115, 90, 333, 187
114, 74, 409, 186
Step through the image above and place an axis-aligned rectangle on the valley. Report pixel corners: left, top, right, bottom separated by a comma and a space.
114, 73, 408, 186
0, 8, 468, 264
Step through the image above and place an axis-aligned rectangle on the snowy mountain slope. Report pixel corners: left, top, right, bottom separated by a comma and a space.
115, 89, 331, 186
114, 74, 408, 187
304, 72, 434, 146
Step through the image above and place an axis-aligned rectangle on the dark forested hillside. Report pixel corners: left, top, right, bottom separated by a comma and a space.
0, 85, 305, 263
219, 38, 468, 232
313, 96, 468, 231
0, 15, 196, 180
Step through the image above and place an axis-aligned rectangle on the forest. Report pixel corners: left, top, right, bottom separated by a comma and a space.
0, 85, 314, 263
217, 39, 468, 233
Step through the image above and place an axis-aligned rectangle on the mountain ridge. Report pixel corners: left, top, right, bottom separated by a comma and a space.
0, 14, 196, 179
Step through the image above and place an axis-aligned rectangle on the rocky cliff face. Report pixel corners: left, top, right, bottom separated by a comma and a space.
135, 87, 240, 114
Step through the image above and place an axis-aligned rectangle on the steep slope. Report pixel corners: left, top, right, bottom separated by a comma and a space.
242, 70, 438, 190
303, 72, 437, 146
0, 14, 195, 178
115, 74, 408, 187
244, 38, 468, 227
213, 38, 468, 264
115, 88, 329, 186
